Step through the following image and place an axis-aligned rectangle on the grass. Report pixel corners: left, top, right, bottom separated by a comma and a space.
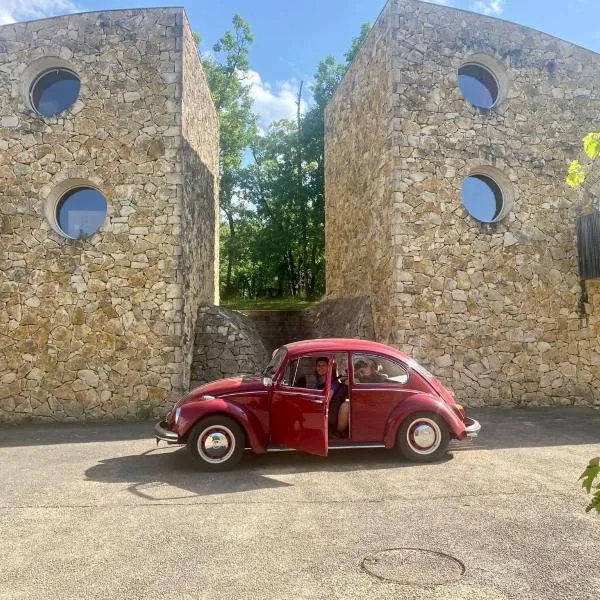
221, 296, 318, 311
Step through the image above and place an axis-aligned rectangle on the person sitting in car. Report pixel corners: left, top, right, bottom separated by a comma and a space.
354, 359, 389, 383
313, 356, 349, 437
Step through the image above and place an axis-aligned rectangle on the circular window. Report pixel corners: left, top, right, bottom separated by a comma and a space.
461, 174, 505, 223
30, 68, 80, 117
458, 63, 499, 109
55, 187, 107, 238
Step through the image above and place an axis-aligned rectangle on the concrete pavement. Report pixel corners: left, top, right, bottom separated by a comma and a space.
1, 407, 599, 599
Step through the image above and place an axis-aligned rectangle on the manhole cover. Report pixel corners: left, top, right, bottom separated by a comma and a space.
361, 547, 465, 585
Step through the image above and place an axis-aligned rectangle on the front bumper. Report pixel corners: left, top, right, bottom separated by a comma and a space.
155, 420, 181, 445
463, 416, 481, 439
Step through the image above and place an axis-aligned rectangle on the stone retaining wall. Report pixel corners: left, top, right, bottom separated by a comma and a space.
190, 306, 268, 387
242, 310, 305, 355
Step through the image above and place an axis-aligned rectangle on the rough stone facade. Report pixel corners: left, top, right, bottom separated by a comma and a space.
326, 0, 600, 407
191, 306, 268, 387
191, 298, 375, 383
0, 9, 218, 421
303, 297, 375, 342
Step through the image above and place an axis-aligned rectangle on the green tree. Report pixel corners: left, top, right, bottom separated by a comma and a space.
567, 132, 600, 514
210, 20, 372, 301
197, 15, 258, 299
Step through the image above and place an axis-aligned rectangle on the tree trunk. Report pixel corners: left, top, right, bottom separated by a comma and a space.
224, 209, 236, 299
296, 81, 308, 298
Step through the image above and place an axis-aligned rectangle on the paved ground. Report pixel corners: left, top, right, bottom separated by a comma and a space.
1, 407, 599, 600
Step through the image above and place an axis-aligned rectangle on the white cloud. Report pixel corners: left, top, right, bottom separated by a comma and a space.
0, 0, 80, 25
470, 0, 505, 16
246, 69, 308, 129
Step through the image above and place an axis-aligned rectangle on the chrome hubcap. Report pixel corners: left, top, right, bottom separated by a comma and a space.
198, 426, 235, 463
407, 418, 441, 455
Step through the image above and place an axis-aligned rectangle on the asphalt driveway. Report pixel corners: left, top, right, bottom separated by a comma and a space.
1, 407, 599, 600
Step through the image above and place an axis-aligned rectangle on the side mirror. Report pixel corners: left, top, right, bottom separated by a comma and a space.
263, 376, 273, 388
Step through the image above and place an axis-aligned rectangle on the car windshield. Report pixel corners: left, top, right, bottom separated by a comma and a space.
262, 346, 287, 378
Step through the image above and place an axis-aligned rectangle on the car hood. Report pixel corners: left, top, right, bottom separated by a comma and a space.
176, 375, 266, 407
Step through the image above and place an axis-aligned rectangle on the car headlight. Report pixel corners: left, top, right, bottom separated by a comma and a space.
174, 407, 181, 424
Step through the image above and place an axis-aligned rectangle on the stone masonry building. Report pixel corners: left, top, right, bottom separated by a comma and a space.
0, 9, 219, 421
326, 0, 600, 406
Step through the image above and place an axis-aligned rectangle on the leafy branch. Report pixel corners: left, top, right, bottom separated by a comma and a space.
579, 457, 600, 514
567, 133, 600, 188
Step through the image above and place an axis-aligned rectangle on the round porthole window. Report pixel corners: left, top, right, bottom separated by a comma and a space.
30, 68, 80, 117
55, 187, 107, 238
458, 63, 499, 109
461, 174, 505, 223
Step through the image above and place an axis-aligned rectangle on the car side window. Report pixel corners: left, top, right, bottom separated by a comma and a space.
280, 356, 323, 390
352, 354, 409, 385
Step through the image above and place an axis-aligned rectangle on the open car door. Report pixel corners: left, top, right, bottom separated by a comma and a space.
269, 354, 330, 456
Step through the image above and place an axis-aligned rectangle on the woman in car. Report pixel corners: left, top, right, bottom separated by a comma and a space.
314, 357, 349, 437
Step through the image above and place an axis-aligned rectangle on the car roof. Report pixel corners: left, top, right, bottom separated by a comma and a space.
283, 338, 411, 362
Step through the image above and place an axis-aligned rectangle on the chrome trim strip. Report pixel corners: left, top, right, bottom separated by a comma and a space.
275, 390, 326, 400
265, 443, 386, 452
328, 443, 386, 450
217, 390, 267, 397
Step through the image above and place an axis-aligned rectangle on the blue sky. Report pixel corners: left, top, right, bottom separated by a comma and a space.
2, 0, 599, 126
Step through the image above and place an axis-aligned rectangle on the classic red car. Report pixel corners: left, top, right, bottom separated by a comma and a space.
155, 338, 481, 470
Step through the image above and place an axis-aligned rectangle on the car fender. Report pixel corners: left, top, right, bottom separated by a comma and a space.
177, 398, 268, 453
383, 393, 466, 448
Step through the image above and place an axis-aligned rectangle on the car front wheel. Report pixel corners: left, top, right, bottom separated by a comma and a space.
187, 416, 245, 471
397, 412, 450, 462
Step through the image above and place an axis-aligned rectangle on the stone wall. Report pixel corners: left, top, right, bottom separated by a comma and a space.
191, 306, 268, 387
325, 1, 395, 342
242, 310, 306, 355
303, 297, 375, 341
0, 9, 218, 421
326, 0, 600, 407
180, 19, 220, 394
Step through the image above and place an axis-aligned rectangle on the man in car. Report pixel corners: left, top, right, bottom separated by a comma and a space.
354, 359, 389, 383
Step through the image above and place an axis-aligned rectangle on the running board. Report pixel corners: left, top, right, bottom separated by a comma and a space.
328, 442, 386, 450
266, 442, 386, 452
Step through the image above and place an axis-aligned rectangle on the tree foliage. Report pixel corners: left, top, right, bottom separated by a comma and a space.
567, 133, 600, 188
579, 458, 600, 514
200, 18, 371, 300
197, 15, 258, 298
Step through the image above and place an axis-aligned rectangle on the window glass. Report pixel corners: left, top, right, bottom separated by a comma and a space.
263, 347, 287, 378
31, 68, 80, 117
56, 187, 107, 238
461, 174, 504, 223
281, 356, 327, 390
353, 354, 409, 385
458, 63, 498, 109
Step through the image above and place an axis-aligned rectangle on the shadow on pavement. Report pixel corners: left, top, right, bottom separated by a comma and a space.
458, 407, 600, 451
75, 407, 600, 500
2, 407, 599, 451
85, 444, 434, 500
0, 420, 152, 447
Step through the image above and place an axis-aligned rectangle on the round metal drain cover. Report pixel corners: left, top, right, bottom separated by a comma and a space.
361, 547, 465, 585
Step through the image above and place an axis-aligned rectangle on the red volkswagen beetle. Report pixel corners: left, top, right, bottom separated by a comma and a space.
155, 339, 481, 471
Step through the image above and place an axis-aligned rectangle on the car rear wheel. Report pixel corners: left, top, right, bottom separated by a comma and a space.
397, 412, 450, 463
187, 416, 245, 471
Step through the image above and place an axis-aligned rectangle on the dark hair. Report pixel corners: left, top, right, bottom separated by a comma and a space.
354, 360, 368, 369
315, 356, 329, 364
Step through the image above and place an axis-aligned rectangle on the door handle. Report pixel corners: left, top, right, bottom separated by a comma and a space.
309, 398, 324, 404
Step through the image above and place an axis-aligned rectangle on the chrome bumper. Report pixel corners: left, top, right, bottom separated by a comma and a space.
464, 417, 481, 439
155, 420, 180, 445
